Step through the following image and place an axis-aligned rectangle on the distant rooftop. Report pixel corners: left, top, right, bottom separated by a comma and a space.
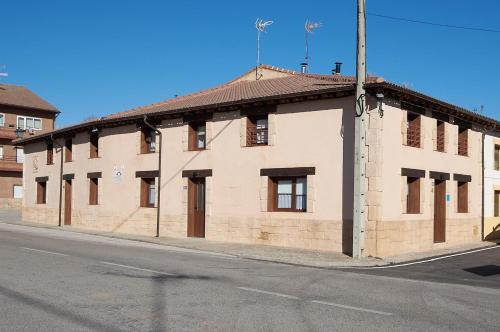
0, 84, 59, 112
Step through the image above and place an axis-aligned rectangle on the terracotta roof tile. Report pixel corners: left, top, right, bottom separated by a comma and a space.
0, 84, 59, 112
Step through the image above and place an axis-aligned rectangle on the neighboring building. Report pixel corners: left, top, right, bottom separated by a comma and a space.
484, 134, 500, 240
0, 84, 59, 208
16, 65, 500, 257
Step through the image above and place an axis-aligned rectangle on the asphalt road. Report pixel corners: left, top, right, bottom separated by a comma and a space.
0, 222, 499, 332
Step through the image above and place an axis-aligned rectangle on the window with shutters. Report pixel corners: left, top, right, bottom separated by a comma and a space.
457, 181, 468, 213
46, 142, 53, 165
188, 122, 206, 151
494, 145, 500, 171
90, 133, 99, 158
495, 190, 500, 217
37, 181, 47, 204
436, 120, 445, 152
89, 178, 98, 205
247, 115, 268, 146
407, 113, 421, 148
65, 139, 72, 162
268, 177, 307, 212
140, 178, 155, 208
406, 177, 420, 214
141, 127, 156, 154
458, 127, 468, 156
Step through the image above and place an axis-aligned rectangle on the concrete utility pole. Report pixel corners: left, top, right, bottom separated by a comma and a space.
352, 0, 367, 259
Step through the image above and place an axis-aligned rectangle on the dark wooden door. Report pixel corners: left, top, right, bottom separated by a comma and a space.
64, 179, 72, 226
434, 180, 446, 243
187, 178, 205, 238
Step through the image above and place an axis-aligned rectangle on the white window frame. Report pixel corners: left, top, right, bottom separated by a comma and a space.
16, 116, 43, 130
0, 113, 5, 127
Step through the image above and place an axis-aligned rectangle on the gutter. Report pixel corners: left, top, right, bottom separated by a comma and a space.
142, 115, 162, 238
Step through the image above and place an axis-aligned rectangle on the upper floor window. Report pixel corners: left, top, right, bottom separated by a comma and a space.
494, 145, 500, 171
65, 138, 72, 162
0, 145, 3, 159
407, 113, 421, 148
17, 116, 42, 130
90, 133, 99, 158
46, 142, 53, 165
0, 114, 4, 126
458, 127, 468, 156
268, 177, 307, 212
140, 127, 156, 154
247, 115, 268, 146
188, 122, 206, 151
436, 120, 445, 152
495, 190, 500, 217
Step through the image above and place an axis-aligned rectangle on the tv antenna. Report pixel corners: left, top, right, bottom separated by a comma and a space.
304, 20, 322, 73
0, 65, 8, 80
255, 18, 273, 80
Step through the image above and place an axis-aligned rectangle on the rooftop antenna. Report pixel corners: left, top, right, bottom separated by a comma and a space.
304, 20, 322, 73
255, 18, 273, 80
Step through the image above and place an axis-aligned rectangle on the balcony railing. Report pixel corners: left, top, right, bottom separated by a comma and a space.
0, 155, 24, 163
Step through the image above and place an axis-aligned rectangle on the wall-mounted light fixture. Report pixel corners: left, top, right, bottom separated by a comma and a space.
376, 93, 384, 118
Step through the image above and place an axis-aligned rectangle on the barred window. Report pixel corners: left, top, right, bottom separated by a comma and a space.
407, 113, 421, 148
247, 115, 268, 146
436, 120, 445, 152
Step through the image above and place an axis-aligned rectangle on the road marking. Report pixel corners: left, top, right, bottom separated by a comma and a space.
22, 247, 69, 257
311, 300, 393, 316
370, 245, 500, 269
100, 261, 176, 276
237, 287, 300, 300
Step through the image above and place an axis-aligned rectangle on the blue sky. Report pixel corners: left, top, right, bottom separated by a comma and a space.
1, 0, 499, 126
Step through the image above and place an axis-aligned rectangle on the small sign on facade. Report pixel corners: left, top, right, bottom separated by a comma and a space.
113, 166, 124, 184
446, 194, 452, 202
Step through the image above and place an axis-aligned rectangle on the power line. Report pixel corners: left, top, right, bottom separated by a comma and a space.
367, 12, 500, 33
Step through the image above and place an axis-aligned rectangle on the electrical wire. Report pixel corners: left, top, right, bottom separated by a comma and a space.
367, 12, 500, 33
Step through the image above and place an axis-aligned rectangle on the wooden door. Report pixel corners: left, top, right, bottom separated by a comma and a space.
187, 178, 205, 238
434, 180, 446, 243
64, 179, 72, 225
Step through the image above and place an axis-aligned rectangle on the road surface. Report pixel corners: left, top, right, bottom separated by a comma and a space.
0, 222, 498, 331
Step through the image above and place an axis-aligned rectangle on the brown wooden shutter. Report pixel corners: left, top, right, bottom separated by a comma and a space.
90, 134, 99, 158
458, 127, 468, 156
46, 143, 53, 165
436, 121, 445, 152
37, 181, 46, 204
457, 182, 468, 213
89, 178, 98, 205
407, 113, 421, 148
267, 177, 277, 212
247, 117, 256, 146
65, 139, 72, 162
407, 177, 420, 213
495, 191, 500, 217
188, 124, 196, 151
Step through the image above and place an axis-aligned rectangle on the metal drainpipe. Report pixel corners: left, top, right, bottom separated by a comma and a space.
51, 134, 64, 227
143, 115, 162, 238
482, 132, 485, 241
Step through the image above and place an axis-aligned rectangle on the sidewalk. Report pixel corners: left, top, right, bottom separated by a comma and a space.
0, 210, 497, 268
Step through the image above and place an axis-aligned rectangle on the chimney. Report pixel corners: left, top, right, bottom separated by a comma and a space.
332, 62, 342, 75
300, 62, 308, 74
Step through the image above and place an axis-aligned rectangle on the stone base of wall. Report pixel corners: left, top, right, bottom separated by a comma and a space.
23, 206, 59, 226
0, 198, 21, 209
365, 217, 482, 257
484, 217, 500, 240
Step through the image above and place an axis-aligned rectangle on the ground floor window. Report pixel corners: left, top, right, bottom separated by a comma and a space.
457, 181, 468, 213
89, 178, 98, 205
268, 177, 307, 212
37, 181, 46, 204
495, 190, 500, 217
406, 177, 420, 214
140, 178, 155, 208
13, 185, 23, 199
